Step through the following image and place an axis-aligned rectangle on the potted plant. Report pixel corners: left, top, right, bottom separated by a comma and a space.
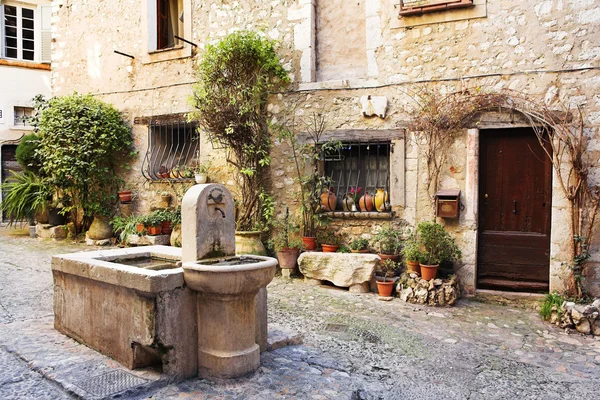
0, 170, 51, 229
376, 259, 401, 297
269, 208, 303, 270
159, 191, 172, 208
416, 221, 461, 281
145, 213, 163, 236
156, 209, 173, 235
401, 231, 423, 275
194, 159, 211, 184
110, 214, 140, 244
317, 230, 344, 253
135, 215, 146, 234
350, 238, 370, 253
373, 224, 404, 261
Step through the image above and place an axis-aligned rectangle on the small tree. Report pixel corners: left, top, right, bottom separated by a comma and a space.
35, 93, 134, 232
190, 31, 289, 231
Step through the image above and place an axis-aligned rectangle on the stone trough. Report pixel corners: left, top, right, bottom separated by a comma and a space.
52, 184, 277, 380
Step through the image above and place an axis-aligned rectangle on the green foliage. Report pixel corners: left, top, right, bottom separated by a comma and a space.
317, 230, 345, 246
190, 31, 289, 231
15, 134, 42, 172
539, 292, 565, 321
350, 238, 369, 251
373, 223, 405, 255
379, 259, 401, 282
110, 214, 139, 243
401, 231, 424, 262
337, 245, 351, 253
35, 93, 134, 231
269, 207, 303, 251
0, 170, 51, 226
416, 221, 461, 266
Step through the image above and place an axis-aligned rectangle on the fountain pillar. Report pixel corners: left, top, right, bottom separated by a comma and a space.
181, 184, 277, 379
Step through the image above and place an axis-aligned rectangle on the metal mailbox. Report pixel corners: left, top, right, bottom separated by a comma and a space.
435, 189, 461, 219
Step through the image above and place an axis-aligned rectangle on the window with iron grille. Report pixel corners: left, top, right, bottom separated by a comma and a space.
141, 119, 199, 181
13, 106, 33, 127
324, 142, 391, 211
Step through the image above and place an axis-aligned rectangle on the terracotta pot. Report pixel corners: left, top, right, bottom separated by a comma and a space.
358, 193, 374, 212
320, 190, 337, 212
351, 249, 370, 253
342, 195, 355, 212
277, 248, 300, 269
374, 188, 388, 212
88, 215, 113, 240
420, 264, 439, 281
136, 223, 145, 233
376, 280, 395, 297
235, 231, 267, 255
170, 225, 182, 247
321, 244, 339, 253
118, 190, 132, 203
161, 221, 172, 235
406, 260, 421, 275
378, 254, 399, 262
302, 236, 316, 251
147, 225, 162, 236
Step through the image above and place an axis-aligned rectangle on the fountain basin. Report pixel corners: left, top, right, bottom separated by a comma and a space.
183, 255, 277, 379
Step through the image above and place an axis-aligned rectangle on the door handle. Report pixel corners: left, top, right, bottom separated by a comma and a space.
513, 200, 517, 214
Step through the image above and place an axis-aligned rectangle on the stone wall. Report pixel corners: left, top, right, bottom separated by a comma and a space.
51, 0, 600, 295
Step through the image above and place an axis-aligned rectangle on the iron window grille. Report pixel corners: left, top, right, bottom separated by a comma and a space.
13, 107, 34, 127
323, 141, 391, 211
141, 119, 199, 181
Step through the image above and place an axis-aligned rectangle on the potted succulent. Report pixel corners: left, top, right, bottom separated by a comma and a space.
373, 224, 404, 261
416, 221, 461, 281
350, 238, 370, 253
401, 231, 423, 275
317, 230, 344, 253
376, 259, 401, 297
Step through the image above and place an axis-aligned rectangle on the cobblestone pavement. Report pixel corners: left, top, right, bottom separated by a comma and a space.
1, 227, 600, 399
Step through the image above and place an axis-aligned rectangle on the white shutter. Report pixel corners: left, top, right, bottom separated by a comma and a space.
40, 5, 52, 63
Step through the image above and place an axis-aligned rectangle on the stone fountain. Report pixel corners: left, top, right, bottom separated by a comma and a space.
52, 184, 277, 380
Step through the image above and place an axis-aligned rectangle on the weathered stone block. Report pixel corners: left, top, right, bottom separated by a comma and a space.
127, 234, 171, 246
298, 252, 380, 289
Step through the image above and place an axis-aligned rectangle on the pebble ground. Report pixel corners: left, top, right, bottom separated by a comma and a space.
1, 227, 599, 399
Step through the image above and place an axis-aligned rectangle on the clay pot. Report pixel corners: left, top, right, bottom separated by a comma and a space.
118, 190, 132, 203
320, 190, 337, 212
406, 260, 421, 275
378, 254, 399, 262
147, 225, 162, 236
321, 244, 339, 253
161, 221, 172, 235
276, 248, 300, 269
170, 225, 182, 247
88, 215, 113, 240
376, 280, 395, 297
342, 195, 355, 212
235, 231, 267, 256
420, 264, 439, 281
374, 188, 388, 212
358, 193, 374, 212
302, 236, 316, 251
135, 223, 145, 233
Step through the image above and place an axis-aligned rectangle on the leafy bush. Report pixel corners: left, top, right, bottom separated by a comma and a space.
350, 238, 369, 251
373, 224, 405, 255
190, 31, 289, 231
35, 93, 134, 231
416, 221, 461, 265
379, 259, 401, 281
15, 134, 42, 172
0, 170, 51, 226
539, 292, 565, 321
317, 230, 345, 246
401, 231, 423, 262
110, 214, 140, 243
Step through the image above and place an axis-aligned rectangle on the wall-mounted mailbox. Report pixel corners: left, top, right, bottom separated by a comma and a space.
436, 189, 461, 219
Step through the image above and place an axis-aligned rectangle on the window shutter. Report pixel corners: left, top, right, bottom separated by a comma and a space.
40, 5, 52, 63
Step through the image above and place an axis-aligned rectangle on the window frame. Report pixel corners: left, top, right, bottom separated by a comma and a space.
142, 0, 191, 63
2, 3, 36, 61
399, 0, 475, 17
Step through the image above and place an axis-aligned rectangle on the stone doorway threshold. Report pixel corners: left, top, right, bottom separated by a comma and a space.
470, 289, 545, 310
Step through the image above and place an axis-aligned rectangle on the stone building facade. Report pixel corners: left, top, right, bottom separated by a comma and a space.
51, 0, 600, 296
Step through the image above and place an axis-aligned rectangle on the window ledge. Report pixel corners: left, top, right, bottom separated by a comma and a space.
143, 45, 192, 65
0, 59, 51, 71
8, 126, 34, 131
323, 211, 393, 220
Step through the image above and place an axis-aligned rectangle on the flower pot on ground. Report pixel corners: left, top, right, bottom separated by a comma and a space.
269, 207, 303, 269
88, 215, 113, 240
349, 237, 370, 253
376, 259, 401, 296
276, 248, 300, 269
401, 233, 424, 276
415, 221, 461, 281
235, 231, 267, 255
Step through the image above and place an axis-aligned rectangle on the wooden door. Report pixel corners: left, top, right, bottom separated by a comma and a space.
477, 128, 552, 292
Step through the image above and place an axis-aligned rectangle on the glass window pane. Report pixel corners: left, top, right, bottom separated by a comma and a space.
5, 15, 17, 27
5, 37, 17, 48
6, 48, 17, 58
22, 50, 34, 60
22, 39, 34, 50
4, 5, 17, 16
22, 29, 34, 40
22, 18, 34, 29
22, 8, 34, 19
5, 27, 17, 38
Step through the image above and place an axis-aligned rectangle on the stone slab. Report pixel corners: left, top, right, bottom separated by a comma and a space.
267, 324, 303, 351
36, 224, 71, 240
298, 252, 380, 289
126, 234, 171, 246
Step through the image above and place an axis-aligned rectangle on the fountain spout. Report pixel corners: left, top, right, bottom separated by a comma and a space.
215, 207, 226, 218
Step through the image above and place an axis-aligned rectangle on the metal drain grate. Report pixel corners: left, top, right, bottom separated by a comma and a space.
324, 323, 350, 333
74, 370, 148, 398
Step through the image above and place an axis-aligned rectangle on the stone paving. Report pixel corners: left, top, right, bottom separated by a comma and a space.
1, 227, 600, 399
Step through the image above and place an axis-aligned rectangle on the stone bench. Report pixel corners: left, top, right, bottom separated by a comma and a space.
298, 252, 381, 293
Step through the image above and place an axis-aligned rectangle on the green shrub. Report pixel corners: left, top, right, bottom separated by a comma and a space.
15, 134, 42, 172
350, 238, 369, 251
0, 170, 51, 226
